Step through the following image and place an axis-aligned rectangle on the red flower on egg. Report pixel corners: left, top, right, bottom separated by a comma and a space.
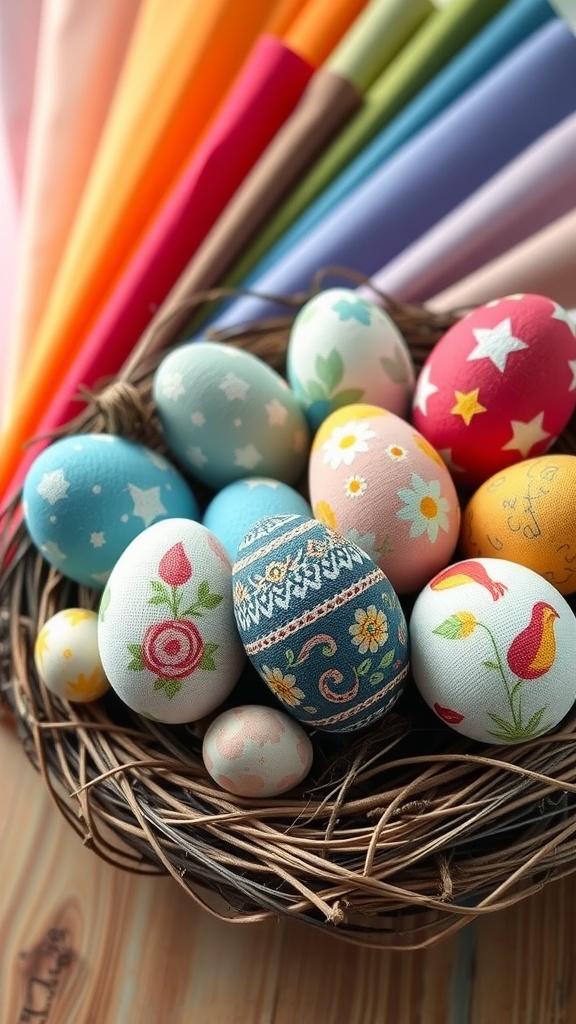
434, 703, 465, 725
158, 542, 192, 586
142, 619, 204, 679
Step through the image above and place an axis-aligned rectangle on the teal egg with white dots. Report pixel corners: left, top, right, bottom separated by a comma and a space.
153, 341, 310, 489
202, 477, 312, 560
23, 434, 199, 590
287, 287, 415, 431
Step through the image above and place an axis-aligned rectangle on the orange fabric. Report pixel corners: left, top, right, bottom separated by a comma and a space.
264, 0, 310, 37
284, 0, 371, 65
0, 0, 281, 503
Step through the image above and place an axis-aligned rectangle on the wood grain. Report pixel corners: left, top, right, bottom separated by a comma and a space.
2, 722, 576, 1023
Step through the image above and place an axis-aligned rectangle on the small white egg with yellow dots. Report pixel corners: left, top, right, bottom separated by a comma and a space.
34, 608, 110, 702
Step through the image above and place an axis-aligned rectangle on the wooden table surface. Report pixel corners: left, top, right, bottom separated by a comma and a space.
1, 721, 575, 1024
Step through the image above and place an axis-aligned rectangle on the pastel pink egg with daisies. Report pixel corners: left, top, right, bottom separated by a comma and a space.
308, 403, 460, 594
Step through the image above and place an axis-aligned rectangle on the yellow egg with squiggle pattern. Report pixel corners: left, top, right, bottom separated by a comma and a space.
460, 455, 576, 596
34, 608, 110, 702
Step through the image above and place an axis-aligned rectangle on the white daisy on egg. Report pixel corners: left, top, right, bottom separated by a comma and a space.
322, 419, 375, 470
344, 475, 367, 498
385, 443, 408, 461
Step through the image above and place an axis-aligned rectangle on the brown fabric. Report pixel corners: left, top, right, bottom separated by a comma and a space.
121, 69, 362, 378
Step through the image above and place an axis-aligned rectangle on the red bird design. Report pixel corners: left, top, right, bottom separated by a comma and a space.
506, 602, 559, 680
430, 560, 507, 601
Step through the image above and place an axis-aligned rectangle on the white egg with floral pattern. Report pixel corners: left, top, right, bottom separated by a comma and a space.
97, 519, 245, 723
308, 403, 461, 594
202, 704, 313, 798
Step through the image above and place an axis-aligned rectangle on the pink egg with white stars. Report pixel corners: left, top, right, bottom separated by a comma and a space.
308, 403, 460, 594
202, 705, 313, 798
412, 294, 576, 487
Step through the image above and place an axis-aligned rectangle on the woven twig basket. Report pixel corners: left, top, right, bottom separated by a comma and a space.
3, 273, 576, 952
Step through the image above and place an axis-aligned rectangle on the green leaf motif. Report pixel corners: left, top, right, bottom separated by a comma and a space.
331, 387, 364, 409
316, 349, 344, 393
357, 658, 372, 677
380, 347, 410, 384
99, 586, 111, 622
153, 678, 183, 698
304, 705, 317, 714
304, 379, 328, 402
433, 615, 468, 640
200, 642, 219, 671
369, 672, 384, 686
127, 643, 144, 671
198, 581, 223, 609
524, 706, 548, 735
285, 648, 295, 666
483, 660, 499, 670
149, 579, 170, 605
378, 649, 395, 670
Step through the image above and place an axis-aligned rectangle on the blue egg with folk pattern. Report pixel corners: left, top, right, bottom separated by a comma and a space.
153, 341, 310, 489
23, 434, 199, 590
232, 513, 409, 733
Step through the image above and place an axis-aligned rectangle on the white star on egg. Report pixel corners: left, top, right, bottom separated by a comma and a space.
234, 444, 263, 469
161, 371, 185, 401
219, 373, 250, 401
41, 540, 67, 561
146, 451, 169, 470
502, 411, 550, 457
265, 399, 288, 426
467, 318, 527, 373
36, 469, 71, 505
90, 532, 106, 548
190, 411, 206, 426
186, 446, 208, 468
245, 479, 280, 489
127, 483, 167, 527
551, 303, 576, 337
413, 364, 438, 416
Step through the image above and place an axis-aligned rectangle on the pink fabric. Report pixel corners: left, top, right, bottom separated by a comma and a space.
430, 208, 576, 311
0, 0, 43, 197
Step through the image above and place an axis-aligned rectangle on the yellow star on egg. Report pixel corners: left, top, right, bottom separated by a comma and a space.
451, 389, 487, 426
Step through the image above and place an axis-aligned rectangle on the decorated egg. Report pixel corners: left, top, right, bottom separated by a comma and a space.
232, 513, 409, 733
153, 341, 310, 489
23, 434, 198, 590
34, 609, 110, 703
412, 293, 576, 487
287, 287, 414, 430
202, 704, 313, 797
97, 519, 245, 724
202, 477, 312, 560
460, 455, 576, 595
410, 557, 576, 744
308, 403, 460, 593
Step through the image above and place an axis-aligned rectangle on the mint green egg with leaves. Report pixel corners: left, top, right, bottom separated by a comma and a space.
287, 287, 415, 431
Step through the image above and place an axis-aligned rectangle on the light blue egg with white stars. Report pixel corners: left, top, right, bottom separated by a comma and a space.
153, 341, 310, 489
23, 434, 199, 590
202, 477, 312, 560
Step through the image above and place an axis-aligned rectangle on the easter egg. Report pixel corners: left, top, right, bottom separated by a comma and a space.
23, 434, 199, 590
203, 477, 312, 560
460, 454, 576, 595
97, 519, 245, 724
153, 341, 310, 489
412, 293, 576, 486
34, 609, 110, 703
287, 287, 414, 430
202, 704, 313, 797
410, 557, 576, 744
308, 403, 460, 593
232, 514, 409, 734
